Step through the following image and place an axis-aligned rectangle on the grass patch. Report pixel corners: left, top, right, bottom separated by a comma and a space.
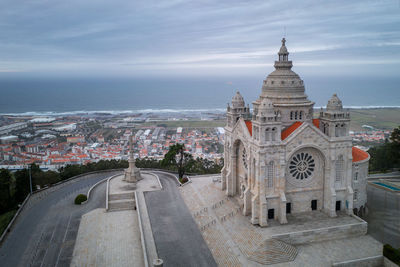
0, 209, 17, 236
315, 108, 400, 131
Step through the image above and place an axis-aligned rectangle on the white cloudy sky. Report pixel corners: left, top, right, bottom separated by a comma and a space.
0, 0, 399, 77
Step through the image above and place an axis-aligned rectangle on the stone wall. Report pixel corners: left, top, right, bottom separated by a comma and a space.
352, 160, 368, 210
271, 218, 367, 245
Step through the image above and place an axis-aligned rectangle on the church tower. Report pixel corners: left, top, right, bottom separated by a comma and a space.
226, 91, 250, 127
252, 98, 282, 144
319, 94, 351, 138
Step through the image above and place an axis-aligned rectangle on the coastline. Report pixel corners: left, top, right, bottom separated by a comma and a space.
2, 106, 400, 117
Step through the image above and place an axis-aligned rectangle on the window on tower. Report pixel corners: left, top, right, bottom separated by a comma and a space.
335, 155, 344, 184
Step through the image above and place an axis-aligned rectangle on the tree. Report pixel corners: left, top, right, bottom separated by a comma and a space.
14, 169, 31, 203
0, 169, 12, 213
390, 126, 400, 165
369, 125, 400, 172
161, 144, 193, 178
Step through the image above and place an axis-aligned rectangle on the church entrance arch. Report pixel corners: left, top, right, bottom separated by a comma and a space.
232, 139, 248, 197
285, 147, 326, 213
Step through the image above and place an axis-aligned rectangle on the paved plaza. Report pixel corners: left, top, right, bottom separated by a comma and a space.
71, 172, 161, 267
180, 175, 383, 266
71, 208, 144, 267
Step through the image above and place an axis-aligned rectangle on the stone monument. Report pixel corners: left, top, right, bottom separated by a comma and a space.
124, 134, 141, 183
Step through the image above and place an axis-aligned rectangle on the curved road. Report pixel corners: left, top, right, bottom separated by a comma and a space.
0, 171, 121, 267
145, 171, 217, 267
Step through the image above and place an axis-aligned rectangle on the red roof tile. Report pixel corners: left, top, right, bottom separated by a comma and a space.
245, 120, 252, 136
281, 122, 303, 140
313, 119, 320, 128
352, 147, 369, 162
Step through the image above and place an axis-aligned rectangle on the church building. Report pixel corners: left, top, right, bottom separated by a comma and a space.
221, 38, 370, 227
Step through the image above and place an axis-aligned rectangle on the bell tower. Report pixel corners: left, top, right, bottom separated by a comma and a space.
319, 94, 350, 137
226, 91, 250, 127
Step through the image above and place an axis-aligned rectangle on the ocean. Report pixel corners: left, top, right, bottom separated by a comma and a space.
0, 75, 399, 115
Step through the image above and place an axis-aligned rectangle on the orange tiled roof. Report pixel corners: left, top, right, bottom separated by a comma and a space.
245, 120, 252, 136
281, 122, 303, 140
352, 147, 369, 162
313, 118, 320, 128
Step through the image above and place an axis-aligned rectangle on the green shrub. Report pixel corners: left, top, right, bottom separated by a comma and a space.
180, 177, 189, 184
383, 244, 400, 264
74, 194, 87, 205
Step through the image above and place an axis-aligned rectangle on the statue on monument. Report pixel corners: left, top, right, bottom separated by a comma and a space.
124, 134, 141, 183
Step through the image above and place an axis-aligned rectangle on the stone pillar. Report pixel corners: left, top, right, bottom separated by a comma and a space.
259, 197, 268, 227
251, 195, 259, 225
221, 166, 227, 191
330, 189, 337, 217
243, 188, 251, 216
124, 134, 141, 183
328, 161, 337, 217
279, 192, 288, 224
345, 151, 354, 215
227, 154, 237, 196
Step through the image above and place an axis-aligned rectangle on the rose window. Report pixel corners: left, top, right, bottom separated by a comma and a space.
242, 148, 248, 169
289, 152, 315, 180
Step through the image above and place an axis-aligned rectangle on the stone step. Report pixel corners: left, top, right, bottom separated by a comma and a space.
108, 206, 135, 212
109, 192, 135, 201
108, 200, 136, 211
248, 239, 298, 265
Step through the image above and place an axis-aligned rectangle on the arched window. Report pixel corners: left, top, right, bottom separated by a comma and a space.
299, 111, 303, 120
295, 111, 298, 120
271, 128, 276, 141
267, 161, 274, 188
265, 128, 270, 141
335, 124, 340, 137
290, 111, 293, 120
335, 155, 344, 184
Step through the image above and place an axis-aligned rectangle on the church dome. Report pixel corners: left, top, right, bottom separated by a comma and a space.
231, 91, 245, 108
260, 38, 310, 104
326, 94, 343, 111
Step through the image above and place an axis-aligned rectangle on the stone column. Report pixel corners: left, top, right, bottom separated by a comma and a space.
227, 152, 237, 196
243, 188, 251, 216
279, 192, 288, 224
251, 195, 259, 225
259, 197, 268, 227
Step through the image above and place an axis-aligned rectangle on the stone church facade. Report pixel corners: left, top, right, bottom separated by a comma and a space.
221, 39, 369, 227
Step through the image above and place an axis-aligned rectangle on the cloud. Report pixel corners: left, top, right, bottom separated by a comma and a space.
0, 0, 399, 77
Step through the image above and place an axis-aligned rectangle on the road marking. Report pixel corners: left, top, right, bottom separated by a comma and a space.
54, 212, 73, 267
63, 213, 73, 243
39, 210, 63, 267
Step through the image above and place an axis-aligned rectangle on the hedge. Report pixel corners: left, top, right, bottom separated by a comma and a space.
74, 194, 87, 205
383, 244, 400, 265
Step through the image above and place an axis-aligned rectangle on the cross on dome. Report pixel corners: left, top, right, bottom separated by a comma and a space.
278, 37, 289, 61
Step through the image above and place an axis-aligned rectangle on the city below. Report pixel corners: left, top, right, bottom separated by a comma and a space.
0, 108, 394, 173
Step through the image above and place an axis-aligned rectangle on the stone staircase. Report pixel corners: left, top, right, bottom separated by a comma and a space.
108, 192, 136, 212
249, 239, 298, 265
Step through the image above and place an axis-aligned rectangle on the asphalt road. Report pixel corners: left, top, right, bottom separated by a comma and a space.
145, 172, 217, 267
0, 171, 121, 267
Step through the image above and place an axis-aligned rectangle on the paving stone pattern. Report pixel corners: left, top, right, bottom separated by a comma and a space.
71, 208, 144, 267
180, 176, 383, 267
